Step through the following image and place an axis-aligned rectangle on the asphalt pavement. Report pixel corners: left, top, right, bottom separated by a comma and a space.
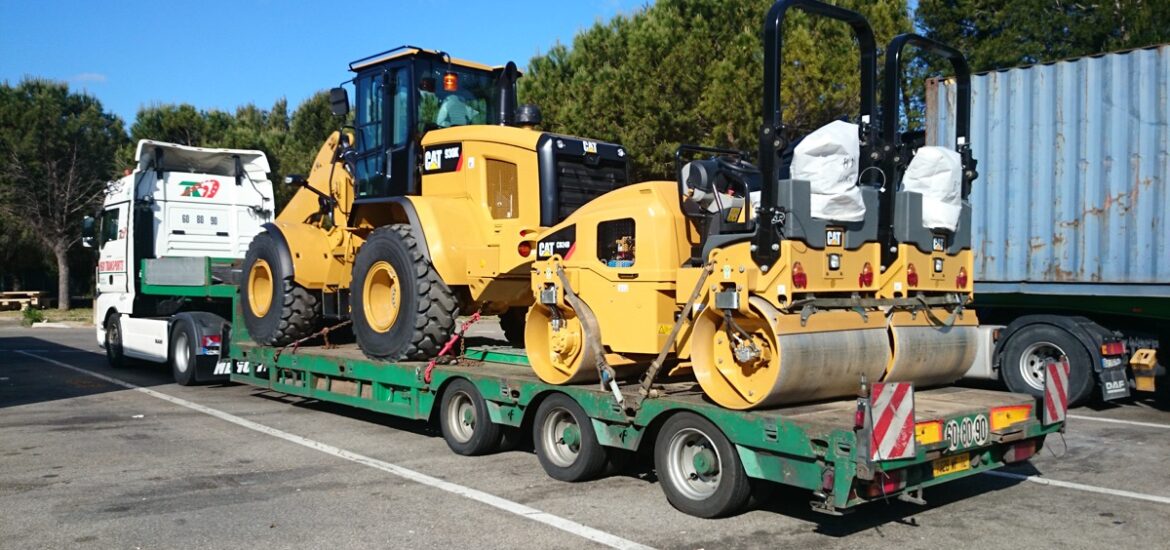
2, 323, 1169, 549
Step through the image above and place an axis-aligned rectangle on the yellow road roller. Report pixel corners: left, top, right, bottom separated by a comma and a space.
525, 0, 980, 410
241, 47, 630, 361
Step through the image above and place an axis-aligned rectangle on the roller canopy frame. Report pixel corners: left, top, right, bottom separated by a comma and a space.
754, 0, 880, 267
879, 33, 975, 265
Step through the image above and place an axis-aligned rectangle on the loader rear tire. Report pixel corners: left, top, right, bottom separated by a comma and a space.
241, 232, 321, 346
351, 224, 457, 360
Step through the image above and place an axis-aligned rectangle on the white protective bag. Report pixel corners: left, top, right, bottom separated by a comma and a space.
901, 146, 962, 231
790, 120, 865, 222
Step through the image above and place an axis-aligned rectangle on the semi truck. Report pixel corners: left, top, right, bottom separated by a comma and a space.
83, 140, 275, 385
929, 45, 1168, 405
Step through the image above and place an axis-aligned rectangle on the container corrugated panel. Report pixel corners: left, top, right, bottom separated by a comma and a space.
928, 45, 1170, 297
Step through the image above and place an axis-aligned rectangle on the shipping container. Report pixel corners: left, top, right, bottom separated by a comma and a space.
928, 44, 1170, 297
927, 46, 1168, 403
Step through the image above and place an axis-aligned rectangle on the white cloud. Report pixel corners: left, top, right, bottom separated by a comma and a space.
70, 72, 107, 83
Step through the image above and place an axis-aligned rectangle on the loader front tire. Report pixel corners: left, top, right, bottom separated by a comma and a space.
241, 232, 320, 346
351, 224, 457, 360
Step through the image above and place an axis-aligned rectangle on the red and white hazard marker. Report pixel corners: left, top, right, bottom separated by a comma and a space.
1043, 357, 1070, 425
870, 382, 916, 461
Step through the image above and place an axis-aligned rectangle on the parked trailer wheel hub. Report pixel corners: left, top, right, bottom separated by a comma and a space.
541, 407, 581, 468
1020, 341, 1065, 393
445, 391, 476, 443
666, 428, 722, 500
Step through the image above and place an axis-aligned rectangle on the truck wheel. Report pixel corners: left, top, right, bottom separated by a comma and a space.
170, 319, 202, 386
105, 313, 127, 369
241, 232, 320, 346
1001, 324, 1094, 406
654, 412, 751, 518
500, 307, 526, 348
351, 224, 457, 360
533, 393, 608, 482
439, 378, 501, 456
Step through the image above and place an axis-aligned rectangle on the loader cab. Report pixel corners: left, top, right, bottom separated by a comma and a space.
345, 48, 508, 201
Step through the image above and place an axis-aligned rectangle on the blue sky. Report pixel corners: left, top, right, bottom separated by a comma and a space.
0, 0, 644, 125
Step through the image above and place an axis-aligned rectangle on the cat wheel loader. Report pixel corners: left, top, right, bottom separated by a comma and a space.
523, 0, 981, 410
241, 47, 629, 360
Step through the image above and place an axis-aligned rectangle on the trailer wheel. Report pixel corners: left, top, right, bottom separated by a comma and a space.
105, 313, 126, 369
1001, 324, 1094, 405
439, 378, 501, 456
654, 412, 751, 518
352, 224, 457, 361
533, 393, 608, 482
499, 307, 526, 348
241, 232, 320, 346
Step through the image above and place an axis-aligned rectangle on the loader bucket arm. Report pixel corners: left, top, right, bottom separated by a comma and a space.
878, 33, 974, 265
754, 0, 880, 267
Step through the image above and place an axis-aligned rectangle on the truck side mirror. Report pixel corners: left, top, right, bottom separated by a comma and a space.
329, 87, 350, 117
81, 216, 96, 248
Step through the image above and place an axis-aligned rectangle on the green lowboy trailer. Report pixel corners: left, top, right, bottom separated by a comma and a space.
208, 288, 1064, 519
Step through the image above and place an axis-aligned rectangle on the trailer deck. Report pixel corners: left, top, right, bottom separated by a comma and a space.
226, 319, 1057, 516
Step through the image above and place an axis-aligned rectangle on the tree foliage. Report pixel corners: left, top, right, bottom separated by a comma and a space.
916, 0, 1170, 72
0, 80, 128, 308
520, 0, 912, 180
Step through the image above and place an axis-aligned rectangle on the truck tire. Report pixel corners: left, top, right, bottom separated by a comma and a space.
170, 318, 214, 386
105, 313, 127, 369
533, 393, 608, 482
438, 378, 501, 455
351, 224, 457, 360
499, 307, 526, 348
654, 412, 751, 518
1001, 324, 1095, 406
241, 232, 320, 346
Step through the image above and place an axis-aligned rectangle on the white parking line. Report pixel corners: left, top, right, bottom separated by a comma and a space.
1068, 414, 1170, 430
984, 471, 1170, 505
18, 351, 654, 550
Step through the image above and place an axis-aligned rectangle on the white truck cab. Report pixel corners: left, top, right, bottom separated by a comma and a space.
86, 140, 274, 384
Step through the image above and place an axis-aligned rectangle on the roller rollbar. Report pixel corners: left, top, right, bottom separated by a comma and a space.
754, 0, 879, 268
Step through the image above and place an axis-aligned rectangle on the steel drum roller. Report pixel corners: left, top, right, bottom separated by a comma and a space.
885, 310, 979, 387
691, 297, 890, 410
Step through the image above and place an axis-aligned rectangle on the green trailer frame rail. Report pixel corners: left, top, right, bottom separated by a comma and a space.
221, 297, 1063, 515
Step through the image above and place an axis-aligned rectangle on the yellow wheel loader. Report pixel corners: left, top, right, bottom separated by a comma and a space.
523, 0, 981, 410
240, 48, 630, 360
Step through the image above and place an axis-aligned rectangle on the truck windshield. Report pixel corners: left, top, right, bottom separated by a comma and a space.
415, 61, 497, 132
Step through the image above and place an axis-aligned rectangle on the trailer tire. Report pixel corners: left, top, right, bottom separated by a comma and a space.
500, 307, 526, 348
241, 232, 320, 346
439, 378, 501, 456
1001, 324, 1094, 406
105, 313, 127, 369
533, 393, 608, 482
351, 224, 456, 360
654, 412, 751, 518
170, 318, 207, 386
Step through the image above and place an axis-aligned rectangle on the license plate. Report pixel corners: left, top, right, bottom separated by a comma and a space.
932, 453, 970, 477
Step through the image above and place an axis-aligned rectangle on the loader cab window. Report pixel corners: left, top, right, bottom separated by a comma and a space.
354, 66, 412, 199
414, 60, 497, 132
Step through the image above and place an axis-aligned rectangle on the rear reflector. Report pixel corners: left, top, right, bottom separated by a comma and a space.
915, 421, 943, 445
990, 404, 1032, 431
1003, 440, 1037, 463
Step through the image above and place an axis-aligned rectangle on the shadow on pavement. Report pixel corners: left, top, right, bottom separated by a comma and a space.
0, 335, 174, 409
